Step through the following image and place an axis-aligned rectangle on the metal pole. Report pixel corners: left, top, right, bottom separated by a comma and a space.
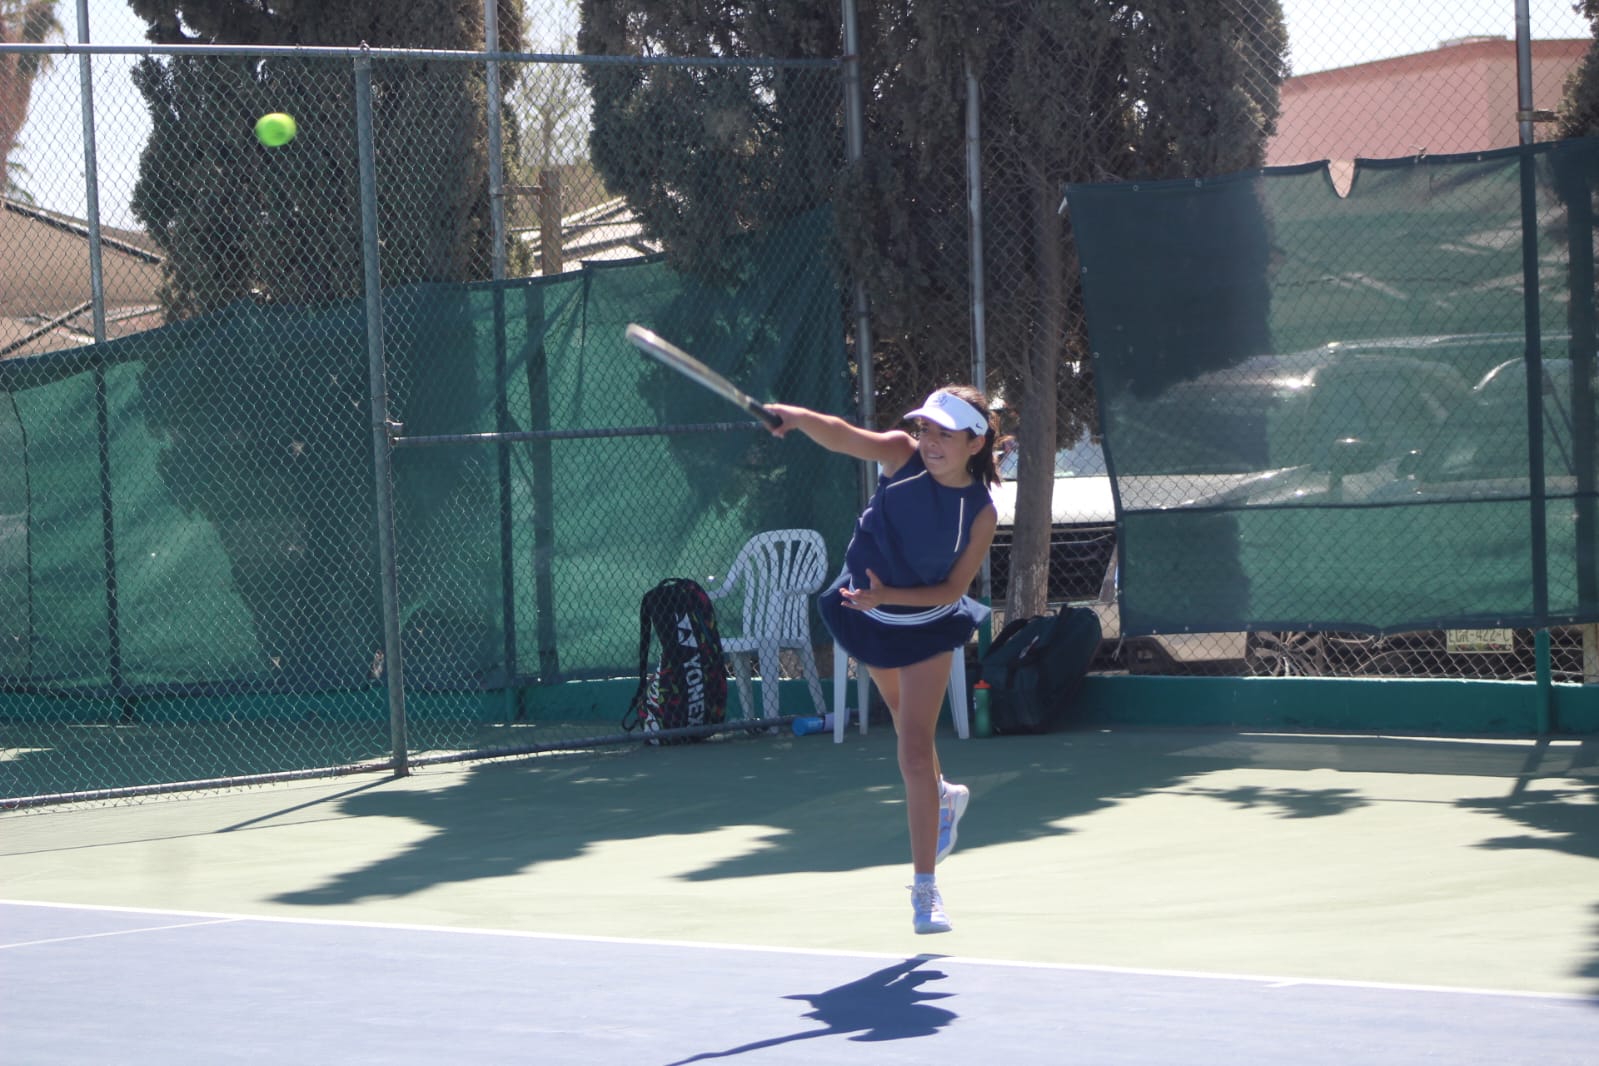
484, 0, 520, 717
965, 57, 987, 392
492, 290, 519, 715
75, 0, 128, 721
1514, 0, 1536, 148
841, 0, 874, 514
1564, 159, 1598, 688
0, 40, 838, 70
1515, 0, 1554, 728
355, 53, 409, 773
74, 1, 105, 343
484, 0, 508, 281
525, 302, 560, 682
965, 55, 993, 645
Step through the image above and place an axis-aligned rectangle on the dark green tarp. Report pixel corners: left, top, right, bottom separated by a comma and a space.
1069, 138, 1599, 636
0, 208, 854, 698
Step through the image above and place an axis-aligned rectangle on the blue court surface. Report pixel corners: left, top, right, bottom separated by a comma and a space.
4, 899, 1594, 1065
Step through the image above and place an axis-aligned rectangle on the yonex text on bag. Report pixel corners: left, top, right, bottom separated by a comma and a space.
622, 578, 729, 744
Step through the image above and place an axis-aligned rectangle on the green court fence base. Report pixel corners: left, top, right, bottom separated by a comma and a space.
1073, 675, 1599, 736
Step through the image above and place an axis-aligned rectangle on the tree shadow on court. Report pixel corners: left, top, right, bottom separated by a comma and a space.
270, 728, 1208, 904
1455, 740, 1599, 1002
1176, 784, 1370, 819
261, 728, 1519, 903
266, 721, 1599, 1009
662, 955, 955, 1065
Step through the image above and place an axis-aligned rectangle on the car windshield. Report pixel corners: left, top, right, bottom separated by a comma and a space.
999, 434, 1107, 480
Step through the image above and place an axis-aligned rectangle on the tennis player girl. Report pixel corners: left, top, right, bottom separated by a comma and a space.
765, 386, 999, 934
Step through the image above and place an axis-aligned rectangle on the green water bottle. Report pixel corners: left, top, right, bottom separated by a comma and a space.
973, 680, 992, 738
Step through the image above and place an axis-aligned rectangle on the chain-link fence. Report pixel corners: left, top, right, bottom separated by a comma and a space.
2, 1, 1596, 806
1070, 138, 1597, 669
1, 34, 850, 806
972, 0, 1599, 683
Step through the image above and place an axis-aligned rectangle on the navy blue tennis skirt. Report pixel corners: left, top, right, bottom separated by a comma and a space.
817, 570, 990, 669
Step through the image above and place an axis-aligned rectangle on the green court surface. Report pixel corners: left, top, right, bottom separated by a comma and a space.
4, 727, 1596, 999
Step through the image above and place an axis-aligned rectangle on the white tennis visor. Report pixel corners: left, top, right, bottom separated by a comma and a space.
904, 389, 988, 434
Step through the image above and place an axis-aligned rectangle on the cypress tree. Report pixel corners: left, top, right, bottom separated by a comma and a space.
577, 1, 842, 283
580, 1, 1287, 618
128, 0, 528, 316
123, 3, 529, 686
1559, 1, 1599, 138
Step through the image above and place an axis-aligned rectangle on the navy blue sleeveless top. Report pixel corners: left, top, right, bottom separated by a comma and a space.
843, 450, 993, 596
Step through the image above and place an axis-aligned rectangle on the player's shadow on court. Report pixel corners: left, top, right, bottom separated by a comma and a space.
662, 955, 956, 1065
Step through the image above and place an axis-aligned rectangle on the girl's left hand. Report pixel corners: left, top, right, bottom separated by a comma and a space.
841, 569, 888, 611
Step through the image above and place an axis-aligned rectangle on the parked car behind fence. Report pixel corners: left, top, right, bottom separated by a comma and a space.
987, 335, 1597, 680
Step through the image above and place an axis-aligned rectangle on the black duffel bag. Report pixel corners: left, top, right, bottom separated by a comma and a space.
978, 606, 1101, 734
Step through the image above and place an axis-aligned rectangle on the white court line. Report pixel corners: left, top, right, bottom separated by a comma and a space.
2, 916, 239, 950
3, 897, 1592, 1004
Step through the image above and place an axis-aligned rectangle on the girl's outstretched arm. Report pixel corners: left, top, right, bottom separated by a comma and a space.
765, 403, 917, 472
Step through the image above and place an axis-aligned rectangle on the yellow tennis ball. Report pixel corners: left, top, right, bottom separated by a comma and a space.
254, 112, 297, 147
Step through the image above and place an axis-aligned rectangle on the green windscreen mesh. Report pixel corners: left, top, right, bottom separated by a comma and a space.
0, 207, 853, 704
1068, 138, 1599, 637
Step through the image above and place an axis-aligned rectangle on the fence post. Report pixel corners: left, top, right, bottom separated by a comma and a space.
840, 0, 874, 510
484, 0, 507, 283
73, 2, 105, 344
1556, 148, 1598, 689
1515, 0, 1555, 730
354, 50, 410, 773
74, 2, 129, 721
483, 0, 521, 718
965, 55, 993, 649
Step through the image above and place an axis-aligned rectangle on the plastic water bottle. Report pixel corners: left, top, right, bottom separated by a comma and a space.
792, 714, 830, 736
973, 681, 992, 738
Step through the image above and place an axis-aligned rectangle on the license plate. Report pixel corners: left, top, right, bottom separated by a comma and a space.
1446, 628, 1516, 654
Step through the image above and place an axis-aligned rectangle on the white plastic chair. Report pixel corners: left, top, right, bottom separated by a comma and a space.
832, 642, 970, 743
707, 529, 829, 721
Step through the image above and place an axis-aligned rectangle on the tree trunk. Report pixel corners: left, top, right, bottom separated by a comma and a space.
1006, 173, 1065, 621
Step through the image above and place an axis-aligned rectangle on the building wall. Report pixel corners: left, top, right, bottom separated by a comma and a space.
1268, 37, 1591, 169
0, 202, 163, 356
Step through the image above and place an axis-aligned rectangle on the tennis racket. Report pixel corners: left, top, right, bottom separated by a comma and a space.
625, 323, 782, 430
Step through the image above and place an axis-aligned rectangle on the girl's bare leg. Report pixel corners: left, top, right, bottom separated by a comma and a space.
870, 651, 952, 875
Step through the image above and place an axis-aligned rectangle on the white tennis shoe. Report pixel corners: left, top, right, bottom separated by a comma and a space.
910, 881, 952, 934
936, 782, 969, 864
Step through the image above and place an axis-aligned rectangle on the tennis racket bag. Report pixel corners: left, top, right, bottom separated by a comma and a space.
622, 578, 728, 744
978, 605, 1101, 734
